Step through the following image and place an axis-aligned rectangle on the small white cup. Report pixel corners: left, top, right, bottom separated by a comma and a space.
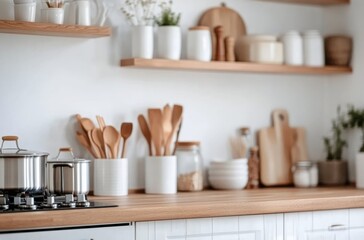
145, 156, 177, 194
14, 2, 36, 22
41, 8, 64, 24
93, 158, 128, 196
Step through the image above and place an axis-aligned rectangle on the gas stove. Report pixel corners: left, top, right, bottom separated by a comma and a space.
0, 193, 117, 213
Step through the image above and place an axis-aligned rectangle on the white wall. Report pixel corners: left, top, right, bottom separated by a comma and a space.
323, 0, 364, 182
0, 0, 327, 189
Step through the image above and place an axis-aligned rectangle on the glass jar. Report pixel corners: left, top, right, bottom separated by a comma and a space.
175, 142, 204, 192
292, 161, 318, 188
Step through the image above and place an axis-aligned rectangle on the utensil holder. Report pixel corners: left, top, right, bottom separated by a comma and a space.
145, 156, 177, 194
93, 158, 128, 196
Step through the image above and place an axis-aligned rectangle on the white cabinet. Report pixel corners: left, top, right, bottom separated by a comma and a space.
136, 214, 283, 240
0, 223, 134, 240
349, 208, 364, 240
285, 209, 349, 240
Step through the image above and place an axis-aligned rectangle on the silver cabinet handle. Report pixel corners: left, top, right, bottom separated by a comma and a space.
328, 224, 347, 231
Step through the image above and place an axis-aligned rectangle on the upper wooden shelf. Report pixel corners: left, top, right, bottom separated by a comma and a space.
0, 20, 111, 38
258, 0, 350, 6
120, 58, 352, 75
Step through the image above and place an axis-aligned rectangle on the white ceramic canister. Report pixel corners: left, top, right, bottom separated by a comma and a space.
157, 25, 182, 60
132, 25, 154, 59
0, 0, 14, 20
281, 31, 303, 66
187, 26, 212, 62
145, 156, 177, 194
303, 30, 324, 67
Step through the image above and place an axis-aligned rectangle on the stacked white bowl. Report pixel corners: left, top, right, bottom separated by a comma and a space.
208, 158, 248, 190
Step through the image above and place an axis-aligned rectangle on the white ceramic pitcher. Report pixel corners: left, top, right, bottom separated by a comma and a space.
64, 0, 106, 26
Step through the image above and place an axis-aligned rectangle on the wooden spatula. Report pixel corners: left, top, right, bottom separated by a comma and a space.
148, 108, 164, 156
138, 114, 152, 156
165, 104, 183, 156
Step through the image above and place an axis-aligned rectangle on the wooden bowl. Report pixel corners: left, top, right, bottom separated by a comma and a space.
325, 36, 352, 66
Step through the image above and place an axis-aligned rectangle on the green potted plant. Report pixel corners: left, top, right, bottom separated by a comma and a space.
343, 105, 364, 188
155, 0, 181, 60
318, 107, 348, 185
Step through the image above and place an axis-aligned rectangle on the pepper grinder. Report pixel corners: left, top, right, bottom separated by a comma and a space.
224, 36, 235, 62
214, 25, 225, 61
247, 146, 260, 189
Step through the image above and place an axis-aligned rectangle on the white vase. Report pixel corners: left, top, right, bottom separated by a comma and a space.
356, 153, 364, 188
132, 25, 154, 59
157, 26, 181, 60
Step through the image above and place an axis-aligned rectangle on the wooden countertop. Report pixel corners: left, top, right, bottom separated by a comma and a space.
1, 187, 364, 232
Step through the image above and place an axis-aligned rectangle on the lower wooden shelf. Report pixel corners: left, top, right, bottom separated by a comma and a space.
257, 0, 350, 5
0, 20, 111, 38
120, 58, 352, 75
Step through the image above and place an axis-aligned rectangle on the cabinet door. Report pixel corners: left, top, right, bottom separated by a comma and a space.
349, 208, 364, 240
136, 219, 187, 240
285, 209, 349, 240
239, 214, 284, 240
0, 224, 134, 240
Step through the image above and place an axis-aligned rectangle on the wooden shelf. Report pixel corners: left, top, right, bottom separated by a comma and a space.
258, 0, 350, 6
120, 58, 352, 75
0, 20, 111, 38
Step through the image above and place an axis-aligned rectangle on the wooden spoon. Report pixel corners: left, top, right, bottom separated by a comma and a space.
96, 115, 106, 131
148, 108, 164, 156
165, 105, 183, 156
91, 128, 106, 158
138, 114, 152, 156
80, 118, 101, 158
76, 131, 97, 158
103, 126, 121, 159
162, 104, 172, 155
120, 122, 133, 158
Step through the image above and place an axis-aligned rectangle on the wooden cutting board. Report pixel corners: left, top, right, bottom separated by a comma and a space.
198, 4, 247, 60
259, 109, 308, 186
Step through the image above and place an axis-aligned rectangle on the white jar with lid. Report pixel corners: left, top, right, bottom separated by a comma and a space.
303, 30, 324, 67
292, 161, 318, 188
175, 141, 204, 192
187, 26, 212, 62
281, 31, 303, 65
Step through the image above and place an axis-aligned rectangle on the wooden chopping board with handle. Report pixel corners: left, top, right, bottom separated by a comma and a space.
259, 109, 309, 186
198, 4, 247, 60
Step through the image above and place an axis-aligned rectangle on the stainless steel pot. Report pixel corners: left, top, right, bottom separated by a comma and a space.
47, 148, 90, 195
0, 136, 49, 194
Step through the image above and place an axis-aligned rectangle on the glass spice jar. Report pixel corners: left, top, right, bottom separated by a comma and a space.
175, 142, 204, 192
292, 160, 318, 188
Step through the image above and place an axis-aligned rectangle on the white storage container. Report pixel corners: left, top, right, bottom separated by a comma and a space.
281, 31, 303, 65
187, 26, 212, 61
303, 30, 324, 67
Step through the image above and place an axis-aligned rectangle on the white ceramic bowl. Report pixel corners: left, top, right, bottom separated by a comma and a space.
249, 41, 284, 64
209, 176, 248, 190
210, 158, 248, 167
209, 169, 248, 177
235, 35, 278, 62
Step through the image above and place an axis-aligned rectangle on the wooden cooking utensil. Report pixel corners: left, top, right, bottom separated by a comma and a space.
76, 131, 97, 158
91, 128, 106, 158
120, 122, 133, 158
162, 104, 172, 154
148, 109, 164, 156
80, 118, 101, 158
96, 115, 106, 131
198, 3, 247, 60
138, 114, 152, 156
165, 105, 183, 156
103, 126, 121, 159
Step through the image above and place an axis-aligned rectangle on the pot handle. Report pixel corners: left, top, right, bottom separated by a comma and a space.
56, 147, 76, 161
0, 136, 21, 152
52, 163, 74, 168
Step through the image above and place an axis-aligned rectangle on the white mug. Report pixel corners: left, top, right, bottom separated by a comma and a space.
14, 2, 36, 22
41, 8, 64, 24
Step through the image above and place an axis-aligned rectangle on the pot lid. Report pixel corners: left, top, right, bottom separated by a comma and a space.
47, 147, 91, 163
0, 136, 49, 157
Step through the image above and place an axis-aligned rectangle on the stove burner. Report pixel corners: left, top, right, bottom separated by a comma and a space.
0, 192, 117, 213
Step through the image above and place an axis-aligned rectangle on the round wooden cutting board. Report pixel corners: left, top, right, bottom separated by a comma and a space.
198, 5, 247, 60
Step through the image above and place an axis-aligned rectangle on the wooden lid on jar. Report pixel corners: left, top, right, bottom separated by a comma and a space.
189, 26, 210, 31
176, 141, 200, 147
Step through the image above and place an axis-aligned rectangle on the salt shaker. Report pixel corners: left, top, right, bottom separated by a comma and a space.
187, 26, 212, 62
281, 31, 303, 65
303, 30, 324, 67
